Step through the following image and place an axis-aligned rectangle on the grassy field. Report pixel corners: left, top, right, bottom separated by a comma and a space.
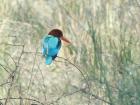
0, 0, 140, 105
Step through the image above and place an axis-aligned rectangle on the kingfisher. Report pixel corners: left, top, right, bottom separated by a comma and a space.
42, 29, 71, 65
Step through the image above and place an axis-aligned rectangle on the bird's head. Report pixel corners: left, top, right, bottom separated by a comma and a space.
48, 29, 71, 43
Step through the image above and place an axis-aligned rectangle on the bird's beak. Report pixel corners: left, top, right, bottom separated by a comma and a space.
61, 36, 71, 43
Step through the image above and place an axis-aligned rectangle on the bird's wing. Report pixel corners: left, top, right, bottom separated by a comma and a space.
42, 35, 61, 57
47, 37, 61, 56
42, 35, 50, 56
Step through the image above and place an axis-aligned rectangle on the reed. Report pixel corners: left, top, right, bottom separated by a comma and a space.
0, 0, 140, 105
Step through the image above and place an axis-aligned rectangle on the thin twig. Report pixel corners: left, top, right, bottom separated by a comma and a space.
56, 56, 91, 104
48, 89, 81, 105
4, 45, 24, 105
27, 48, 38, 92
0, 97, 44, 105
0, 82, 10, 87
0, 63, 10, 73
37, 63, 47, 102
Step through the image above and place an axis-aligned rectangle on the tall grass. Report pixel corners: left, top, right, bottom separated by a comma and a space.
0, 0, 140, 105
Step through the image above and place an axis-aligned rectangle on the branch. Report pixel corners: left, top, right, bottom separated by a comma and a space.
0, 97, 44, 105
56, 56, 91, 104
0, 82, 10, 87
4, 45, 24, 105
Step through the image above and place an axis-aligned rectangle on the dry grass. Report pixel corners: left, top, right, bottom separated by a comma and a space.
0, 0, 140, 105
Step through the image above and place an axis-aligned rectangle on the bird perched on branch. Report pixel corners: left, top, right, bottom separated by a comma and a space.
42, 29, 71, 65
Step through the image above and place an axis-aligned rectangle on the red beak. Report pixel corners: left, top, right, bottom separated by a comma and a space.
61, 36, 71, 43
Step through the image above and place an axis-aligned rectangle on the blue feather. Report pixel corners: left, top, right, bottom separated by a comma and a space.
42, 35, 61, 64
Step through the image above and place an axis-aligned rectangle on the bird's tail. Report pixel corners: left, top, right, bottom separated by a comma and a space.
45, 56, 53, 65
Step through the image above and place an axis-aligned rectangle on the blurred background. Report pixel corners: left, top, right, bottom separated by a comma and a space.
0, 0, 140, 105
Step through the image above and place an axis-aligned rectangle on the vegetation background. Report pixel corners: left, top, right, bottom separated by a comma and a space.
0, 0, 140, 105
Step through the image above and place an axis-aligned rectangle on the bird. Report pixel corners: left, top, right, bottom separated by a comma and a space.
42, 29, 71, 65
